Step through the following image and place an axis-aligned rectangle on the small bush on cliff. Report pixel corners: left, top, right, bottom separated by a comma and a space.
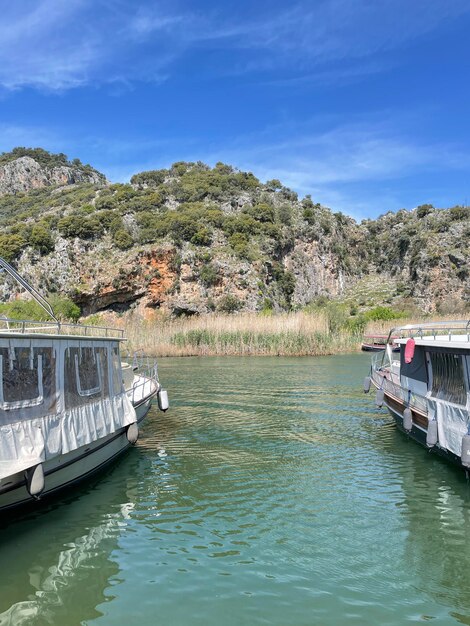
0, 234, 25, 262
199, 263, 219, 287
58, 214, 103, 239
365, 306, 401, 321
191, 227, 212, 246
113, 229, 134, 250
29, 224, 54, 255
217, 294, 241, 313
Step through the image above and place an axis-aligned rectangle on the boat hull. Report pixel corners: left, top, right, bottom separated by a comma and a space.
383, 396, 463, 469
0, 392, 156, 513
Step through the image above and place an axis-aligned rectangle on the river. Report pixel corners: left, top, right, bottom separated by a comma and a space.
1, 354, 470, 625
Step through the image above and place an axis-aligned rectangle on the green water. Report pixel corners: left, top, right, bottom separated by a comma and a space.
2, 354, 470, 625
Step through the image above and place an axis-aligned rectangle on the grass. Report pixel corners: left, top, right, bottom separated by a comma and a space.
120, 310, 468, 357
124, 311, 365, 357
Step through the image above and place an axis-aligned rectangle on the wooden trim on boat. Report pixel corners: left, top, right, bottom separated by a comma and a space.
370, 377, 429, 429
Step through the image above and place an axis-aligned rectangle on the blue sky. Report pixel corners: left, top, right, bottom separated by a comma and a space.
1, 0, 470, 219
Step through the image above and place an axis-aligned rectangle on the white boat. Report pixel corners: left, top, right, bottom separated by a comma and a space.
365, 320, 470, 470
0, 257, 169, 512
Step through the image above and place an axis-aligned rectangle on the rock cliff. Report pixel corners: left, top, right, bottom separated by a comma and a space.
0, 148, 105, 194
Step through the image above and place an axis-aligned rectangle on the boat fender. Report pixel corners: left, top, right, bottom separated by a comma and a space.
25, 463, 45, 499
375, 389, 384, 408
426, 420, 438, 448
158, 389, 169, 412
403, 407, 413, 432
363, 376, 371, 394
404, 338, 415, 364
127, 422, 139, 445
461, 435, 470, 468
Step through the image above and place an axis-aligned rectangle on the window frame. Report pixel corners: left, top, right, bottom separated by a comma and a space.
74, 349, 102, 398
0, 352, 44, 410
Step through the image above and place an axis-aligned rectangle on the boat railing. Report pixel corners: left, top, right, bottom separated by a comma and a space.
371, 355, 428, 414
0, 317, 124, 339
387, 319, 470, 343
128, 354, 161, 405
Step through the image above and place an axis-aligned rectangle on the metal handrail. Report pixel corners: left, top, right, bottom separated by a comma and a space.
0, 256, 58, 322
127, 355, 161, 405
380, 319, 470, 367
371, 360, 428, 414
0, 317, 124, 339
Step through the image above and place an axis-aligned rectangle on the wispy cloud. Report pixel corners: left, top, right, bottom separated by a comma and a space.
1, 0, 469, 91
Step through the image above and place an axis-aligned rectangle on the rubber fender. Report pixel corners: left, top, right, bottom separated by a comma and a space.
25, 463, 45, 498
363, 376, 371, 394
158, 389, 169, 412
404, 338, 415, 364
403, 407, 413, 432
375, 389, 384, 408
461, 435, 470, 468
426, 419, 438, 448
127, 422, 139, 445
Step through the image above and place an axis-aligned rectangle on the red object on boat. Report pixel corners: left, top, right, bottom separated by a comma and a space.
404, 338, 415, 364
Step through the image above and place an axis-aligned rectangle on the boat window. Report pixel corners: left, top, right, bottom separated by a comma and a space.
429, 352, 467, 406
111, 346, 123, 394
64, 346, 109, 409
75, 348, 101, 396
0, 347, 56, 413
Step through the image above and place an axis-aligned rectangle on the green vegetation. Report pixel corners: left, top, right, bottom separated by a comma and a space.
0, 295, 80, 322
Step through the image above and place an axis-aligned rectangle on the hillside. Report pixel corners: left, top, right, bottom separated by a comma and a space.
0, 148, 468, 320
0, 147, 105, 195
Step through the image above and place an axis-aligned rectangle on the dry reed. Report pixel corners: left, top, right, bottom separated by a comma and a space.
124, 311, 361, 357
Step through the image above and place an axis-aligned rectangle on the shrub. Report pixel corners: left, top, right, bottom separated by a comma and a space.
199, 263, 219, 287
191, 227, 212, 246
29, 224, 54, 254
168, 214, 199, 242
228, 232, 250, 258
416, 204, 433, 219
265, 179, 282, 190
0, 234, 26, 262
365, 306, 401, 321
131, 169, 167, 187
245, 203, 275, 223
217, 294, 241, 313
113, 229, 134, 250
58, 214, 103, 239
49, 295, 81, 321
224, 215, 260, 236
0, 295, 80, 322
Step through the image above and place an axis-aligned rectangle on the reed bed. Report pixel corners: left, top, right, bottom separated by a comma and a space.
125, 311, 362, 357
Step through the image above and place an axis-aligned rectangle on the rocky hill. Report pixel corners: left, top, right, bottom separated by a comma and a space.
0, 148, 468, 319
0, 148, 105, 194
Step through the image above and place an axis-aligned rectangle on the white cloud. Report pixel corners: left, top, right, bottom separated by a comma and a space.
0, 0, 469, 90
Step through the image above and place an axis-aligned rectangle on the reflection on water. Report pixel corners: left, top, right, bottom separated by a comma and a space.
1, 355, 470, 625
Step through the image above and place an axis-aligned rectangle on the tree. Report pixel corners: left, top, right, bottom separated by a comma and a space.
29, 224, 54, 254
0, 234, 25, 262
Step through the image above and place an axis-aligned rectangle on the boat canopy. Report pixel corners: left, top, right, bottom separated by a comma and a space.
0, 336, 136, 480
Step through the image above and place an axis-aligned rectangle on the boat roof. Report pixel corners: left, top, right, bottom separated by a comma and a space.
395, 336, 470, 350
390, 320, 470, 350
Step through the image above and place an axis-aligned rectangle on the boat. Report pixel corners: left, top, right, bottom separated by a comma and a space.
364, 320, 470, 470
0, 256, 169, 512
361, 334, 399, 352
